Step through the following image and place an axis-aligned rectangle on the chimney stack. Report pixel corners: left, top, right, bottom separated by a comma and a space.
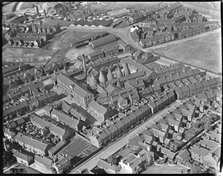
35, 5, 39, 15
43, 10, 47, 18
69, 2, 72, 12
116, 66, 122, 79
24, 13, 27, 21
82, 54, 86, 74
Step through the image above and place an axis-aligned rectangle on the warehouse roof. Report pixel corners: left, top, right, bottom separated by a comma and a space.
57, 73, 92, 97
89, 34, 117, 49
14, 133, 50, 152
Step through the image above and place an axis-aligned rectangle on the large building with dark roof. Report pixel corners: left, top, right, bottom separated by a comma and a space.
51, 109, 80, 131
56, 73, 94, 108
89, 34, 117, 49
14, 133, 51, 156
88, 101, 116, 123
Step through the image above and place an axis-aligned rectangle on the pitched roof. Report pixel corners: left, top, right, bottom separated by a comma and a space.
120, 115, 131, 126
177, 149, 191, 161
165, 115, 180, 126
13, 150, 33, 162
14, 133, 50, 152
48, 140, 67, 156
35, 155, 52, 167
97, 158, 117, 172
30, 115, 51, 128
90, 34, 117, 48
89, 101, 108, 116
161, 147, 176, 160
51, 109, 79, 129
70, 103, 96, 123
200, 138, 219, 151
62, 101, 71, 113
189, 145, 210, 157
128, 134, 144, 146
57, 73, 92, 97
49, 122, 68, 138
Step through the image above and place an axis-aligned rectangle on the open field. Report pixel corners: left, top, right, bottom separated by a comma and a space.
49, 29, 99, 51
2, 28, 99, 64
93, 2, 161, 12
154, 29, 221, 74
183, 2, 220, 20
142, 164, 186, 174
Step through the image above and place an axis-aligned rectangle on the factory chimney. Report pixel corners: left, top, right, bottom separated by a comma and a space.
35, 5, 39, 15
82, 54, 86, 74
124, 63, 130, 76
43, 10, 47, 18
24, 13, 27, 21
68, 2, 72, 12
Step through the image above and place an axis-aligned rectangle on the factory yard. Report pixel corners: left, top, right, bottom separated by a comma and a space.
153, 28, 221, 74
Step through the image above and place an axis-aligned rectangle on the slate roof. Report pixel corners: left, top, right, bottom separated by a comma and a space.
51, 109, 79, 130
89, 101, 108, 116
13, 150, 34, 162
120, 115, 131, 127
35, 155, 52, 167
30, 115, 51, 128
189, 145, 210, 157
114, 118, 124, 130
177, 149, 191, 161
57, 73, 92, 96
161, 147, 176, 160
48, 140, 67, 156
90, 34, 117, 48
97, 158, 117, 172
70, 103, 96, 123
14, 133, 50, 152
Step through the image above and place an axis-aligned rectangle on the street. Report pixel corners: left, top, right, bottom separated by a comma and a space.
3, 163, 18, 174
69, 100, 185, 173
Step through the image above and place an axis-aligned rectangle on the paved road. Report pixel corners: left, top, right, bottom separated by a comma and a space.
3, 163, 18, 174
15, 2, 23, 12
69, 100, 186, 173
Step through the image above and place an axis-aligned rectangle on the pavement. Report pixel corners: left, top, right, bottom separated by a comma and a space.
3, 163, 18, 174
70, 99, 186, 173
29, 163, 52, 174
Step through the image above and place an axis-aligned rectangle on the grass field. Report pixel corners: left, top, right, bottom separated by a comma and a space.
183, 2, 220, 20
154, 29, 221, 74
